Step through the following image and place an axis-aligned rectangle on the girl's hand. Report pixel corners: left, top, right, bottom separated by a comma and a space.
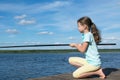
78, 44, 82, 46
70, 43, 77, 47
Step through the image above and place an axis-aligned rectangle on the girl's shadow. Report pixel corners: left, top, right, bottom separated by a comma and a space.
103, 68, 119, 76
89, 68, 119, 78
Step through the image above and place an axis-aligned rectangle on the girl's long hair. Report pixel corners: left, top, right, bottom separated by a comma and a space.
77, 16, 101, 43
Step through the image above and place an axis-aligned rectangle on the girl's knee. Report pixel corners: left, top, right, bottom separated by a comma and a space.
68, 57, 74, 63
72, 72, 80, 78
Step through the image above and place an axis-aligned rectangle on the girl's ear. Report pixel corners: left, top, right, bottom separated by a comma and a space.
83, 24, 88, 30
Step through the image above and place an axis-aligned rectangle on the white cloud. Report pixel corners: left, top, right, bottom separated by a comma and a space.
0, 42, 13, 44
40, 1, 70, 10
102, 37, 120, 43
68, 37, 75, 40
14, 14, 27, 19
0, 42, 41, 45
102, 31, 120, 39
102, 37, 118, 40
18, 19, 36, 25
5, 29, 19, 34
14, 14, 36, 25
37, 31, 54, 35
23, 41, 41, 44
28, 1, 71, 13
103, 24, 120, 31
0, 3, 27, 14
101, 36, 120, 48
58, 20, 77, 31
54, 42, 62, 44
0, 1, 71, 13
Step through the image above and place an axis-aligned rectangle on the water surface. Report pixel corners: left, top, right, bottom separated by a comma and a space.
0, 52, 120, 80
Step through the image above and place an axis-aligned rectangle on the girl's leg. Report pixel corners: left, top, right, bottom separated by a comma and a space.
69, 57, 105, 79
76, 68, 106, 79
68, 57, 87, 67
72, 64, 105, 79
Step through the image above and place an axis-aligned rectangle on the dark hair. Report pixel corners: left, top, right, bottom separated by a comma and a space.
77, 16, 101, 43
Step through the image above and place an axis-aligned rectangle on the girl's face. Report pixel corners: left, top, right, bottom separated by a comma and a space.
77, 22, 86, 33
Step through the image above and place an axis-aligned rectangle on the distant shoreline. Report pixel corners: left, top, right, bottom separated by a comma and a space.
0, 49, 120, 53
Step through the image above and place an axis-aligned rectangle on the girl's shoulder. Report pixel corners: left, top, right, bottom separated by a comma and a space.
84, 32, 92, 36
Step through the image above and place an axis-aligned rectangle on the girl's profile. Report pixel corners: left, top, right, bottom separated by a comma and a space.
69, 16, 105, 79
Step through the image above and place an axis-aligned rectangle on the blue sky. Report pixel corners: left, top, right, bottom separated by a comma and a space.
0, 0, 120, 50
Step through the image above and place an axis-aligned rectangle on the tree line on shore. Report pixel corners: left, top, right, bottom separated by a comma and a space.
0, 49, 120, 53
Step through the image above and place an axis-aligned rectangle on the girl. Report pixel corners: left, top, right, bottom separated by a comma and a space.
69, 16, 105, 79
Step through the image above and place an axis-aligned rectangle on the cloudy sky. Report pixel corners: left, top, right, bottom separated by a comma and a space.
0, 0, 120, 50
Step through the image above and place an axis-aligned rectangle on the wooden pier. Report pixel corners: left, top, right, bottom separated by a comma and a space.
29, 68, 120, 80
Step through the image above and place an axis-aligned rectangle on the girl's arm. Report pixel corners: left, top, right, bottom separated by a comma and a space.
70, 42, 89, 53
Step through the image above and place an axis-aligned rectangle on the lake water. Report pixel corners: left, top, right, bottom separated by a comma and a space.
0, 52, 120, 80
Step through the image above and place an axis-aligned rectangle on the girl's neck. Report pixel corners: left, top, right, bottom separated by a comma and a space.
84, 30, 89, 34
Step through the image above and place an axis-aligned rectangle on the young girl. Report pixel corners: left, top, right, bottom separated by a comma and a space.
69, 16, 105, 79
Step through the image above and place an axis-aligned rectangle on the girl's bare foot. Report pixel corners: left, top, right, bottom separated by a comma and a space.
96, 68, 106, 79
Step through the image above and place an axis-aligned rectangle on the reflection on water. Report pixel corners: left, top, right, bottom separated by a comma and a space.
0, 52, 120, 80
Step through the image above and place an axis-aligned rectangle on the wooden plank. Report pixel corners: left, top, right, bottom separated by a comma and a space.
29, 68, 120, 80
